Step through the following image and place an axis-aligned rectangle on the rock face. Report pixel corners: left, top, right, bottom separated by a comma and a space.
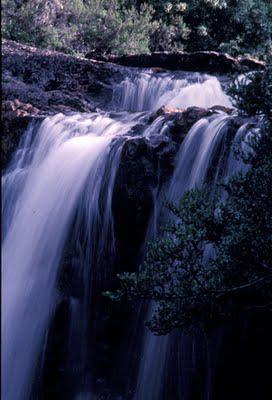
87, 51, 265, 74
2, 112, 44, 168
2, 39, 123, 169
2, 39, 122, 115
2, 115, 28, 168
2, 97, 45, 168
112, 105, 237, 276
2, 99, 40, 117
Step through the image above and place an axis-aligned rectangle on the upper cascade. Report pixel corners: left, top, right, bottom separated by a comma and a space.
112, 71, 232, 112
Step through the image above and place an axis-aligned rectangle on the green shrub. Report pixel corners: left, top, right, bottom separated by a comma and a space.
82, 1, 154, 55
2, 0, 62, 49
2, 0, 154, 55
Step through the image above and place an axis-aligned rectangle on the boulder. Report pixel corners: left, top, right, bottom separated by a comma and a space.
210, 105, 234, 114
156, 105, 185, 116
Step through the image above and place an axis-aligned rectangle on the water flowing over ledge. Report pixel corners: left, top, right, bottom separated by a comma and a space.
2, 62, 260, 400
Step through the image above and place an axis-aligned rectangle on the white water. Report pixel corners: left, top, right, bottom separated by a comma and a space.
168, 113, 231, 200
1, 111, 145, 400
113, 71, 232, 112
133, 112, 254, 400
133, 113, 234, 400
131, 74, 247, 400
2, 70, 234, 400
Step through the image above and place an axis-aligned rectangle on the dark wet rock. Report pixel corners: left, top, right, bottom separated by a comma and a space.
164, 106, 211, 144
237, 56, 266, 71
2, 114, 43, 169
156, 105, 213, 121
113, 137, 157, 273
88, 51, 265, 74
151, 67, 167, 73
2, 39, 122, 115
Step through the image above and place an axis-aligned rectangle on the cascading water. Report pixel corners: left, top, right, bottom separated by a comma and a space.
132, 87, 253, 400
133, 113, 235, 400
112, 71, 231, 112
2, 68, 241, 400
2, 111, 148, 400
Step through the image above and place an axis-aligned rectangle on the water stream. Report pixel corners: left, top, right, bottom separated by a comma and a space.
2, 69, 246, 400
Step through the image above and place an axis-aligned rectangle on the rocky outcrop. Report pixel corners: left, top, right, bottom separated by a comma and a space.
2, 115, 28, 167
2, 39, 124, 168
2, 98, 43, 168
2, 99, 40, 117
2, 39, 122, 115
87, 51, 265, 74
112, 104, 240, 276
2, 114, 44, 169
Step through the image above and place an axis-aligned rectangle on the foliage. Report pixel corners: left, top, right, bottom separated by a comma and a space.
105, 68, 272, 334
126, 0, 272, 58
232, 0, 272, 58
2, 0, 272, 58
228, 66, 272, 117
81, 2, 154, 56
1, 0, 155, 55
2, 0, 63, 50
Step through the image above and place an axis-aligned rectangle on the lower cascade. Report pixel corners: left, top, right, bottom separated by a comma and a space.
2, 70, 253, 400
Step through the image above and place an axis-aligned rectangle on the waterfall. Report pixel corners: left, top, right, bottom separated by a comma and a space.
2, 111, 147, 400
112, 71, 231, 112
2, 69, 237, 400
133, 115, 253, 400
133, 113, 234, 400
167, 114, 231, 199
